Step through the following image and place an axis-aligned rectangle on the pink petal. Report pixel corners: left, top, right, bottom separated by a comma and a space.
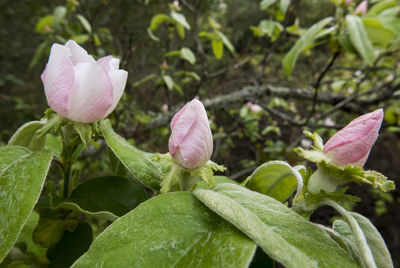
66, 61, 113, 122
65, 40, 94, 64
41, 44, 75, 117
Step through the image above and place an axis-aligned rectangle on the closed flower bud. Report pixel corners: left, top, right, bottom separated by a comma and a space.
41, 40, 127, 123
355, 0, 368, 16
168, 99, 213, 169
323, 109, 383, 167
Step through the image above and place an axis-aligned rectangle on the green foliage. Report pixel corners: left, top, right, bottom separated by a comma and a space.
8, 121, 47, 151
194, 183, 358, 268
0, 147, 52, 261
101, 119, 162, 190
72, 193, 257, 267
245, 160, 304, 202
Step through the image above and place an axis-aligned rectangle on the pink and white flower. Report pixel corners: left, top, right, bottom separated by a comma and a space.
41, 40, 127, 123
168, 99, 213, 169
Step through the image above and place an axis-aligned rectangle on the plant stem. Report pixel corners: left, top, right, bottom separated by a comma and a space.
63, 163, 71, 198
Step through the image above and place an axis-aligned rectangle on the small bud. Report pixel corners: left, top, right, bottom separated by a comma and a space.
355, 0, 368, 16
323, 109, 383, 167
162, 104, 168, 113
247, 102, 262, 113
168, 99, 213, 169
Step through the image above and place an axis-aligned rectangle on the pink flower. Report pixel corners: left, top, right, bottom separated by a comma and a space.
323, 109, 383, 167
355, 0, 368, 16
247, 102, 262, 113
168, 99, 213, 169
345, 0, 352, 5
41, 40, 127, 123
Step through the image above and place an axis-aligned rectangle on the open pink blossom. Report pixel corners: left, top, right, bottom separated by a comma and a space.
323, 109, 383, 167
41, 40, 127, 123
168, 99, 213, 169
355, 0, 368, 16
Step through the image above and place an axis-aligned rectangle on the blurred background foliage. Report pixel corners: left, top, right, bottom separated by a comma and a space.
1, 0, 400, 266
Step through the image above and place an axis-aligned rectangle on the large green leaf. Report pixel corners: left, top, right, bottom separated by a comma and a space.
100, 119, 162, 190
325, 201, 392, 268
0, 147, 53, 262
69, 176, 148, 217
194, 183, 358, 268
282, 17, 332, 76
47, 222, 93, 268
362, 18, 394, 48
72, 192, 256, 267
245, 160, 304, 202
8, 121, 46, 151
345, 15, 375, 65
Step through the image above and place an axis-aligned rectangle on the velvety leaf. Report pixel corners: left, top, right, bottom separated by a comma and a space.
345, 15, 375, 65
8, 121, 47, 151
246, 160, 304, 202
331, 208, 393, 268
0, 147, 53, 262
72, 193, 256, 267
100, 119, 162, 190
362, 18, 394, 48
194, 183, 358, 268
212, 39, 224, 59
69, 176, 147, 217
47, 222, 93, 268
282, 17, 332, 76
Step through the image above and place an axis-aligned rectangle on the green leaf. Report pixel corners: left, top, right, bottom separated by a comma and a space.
47, 222, 93, 268
212, 39, 224, 59
215, 30, 235, 53
71, 34, 90, 44
150, 14, 170, 31
345, 15, 375, 66
0, 147, 53, 262
163, 75, 174, 90
194, 183, 358, 268
100, 120, 162, 190
69, 176, 147, 217
323, 201, 389, 268
246, 160, 304, 202
76, 14, 92, 33
45, 134, 63, 158
366, 0, 398, 16
280, 0, 291, 14
176, 23, 185, 39
260, 0, 277, 10
171, 11, 191, 30
72, 193, 256, 267
362, 18, 394, 48
333, 214, 393, 268
180, 47, 196, 64
53, 6, 67, 26
8, 121, 47, 151
282, 17, 332, 76
133, 73, 158, 87
73, 123, 92, 147
15, 211, 46, 257
36, 15, 53, 33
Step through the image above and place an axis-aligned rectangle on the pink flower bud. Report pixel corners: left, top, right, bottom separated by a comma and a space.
323, 109, 383, 167
355, 0, 368, 16
247, 102, 263, 113
168, 99, 213, 169
345, 0, 352, 6
41, 40, 128, 123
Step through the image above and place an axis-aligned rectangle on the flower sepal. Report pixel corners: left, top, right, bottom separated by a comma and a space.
295, 131, 395, 193
157, 153, 226, 193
